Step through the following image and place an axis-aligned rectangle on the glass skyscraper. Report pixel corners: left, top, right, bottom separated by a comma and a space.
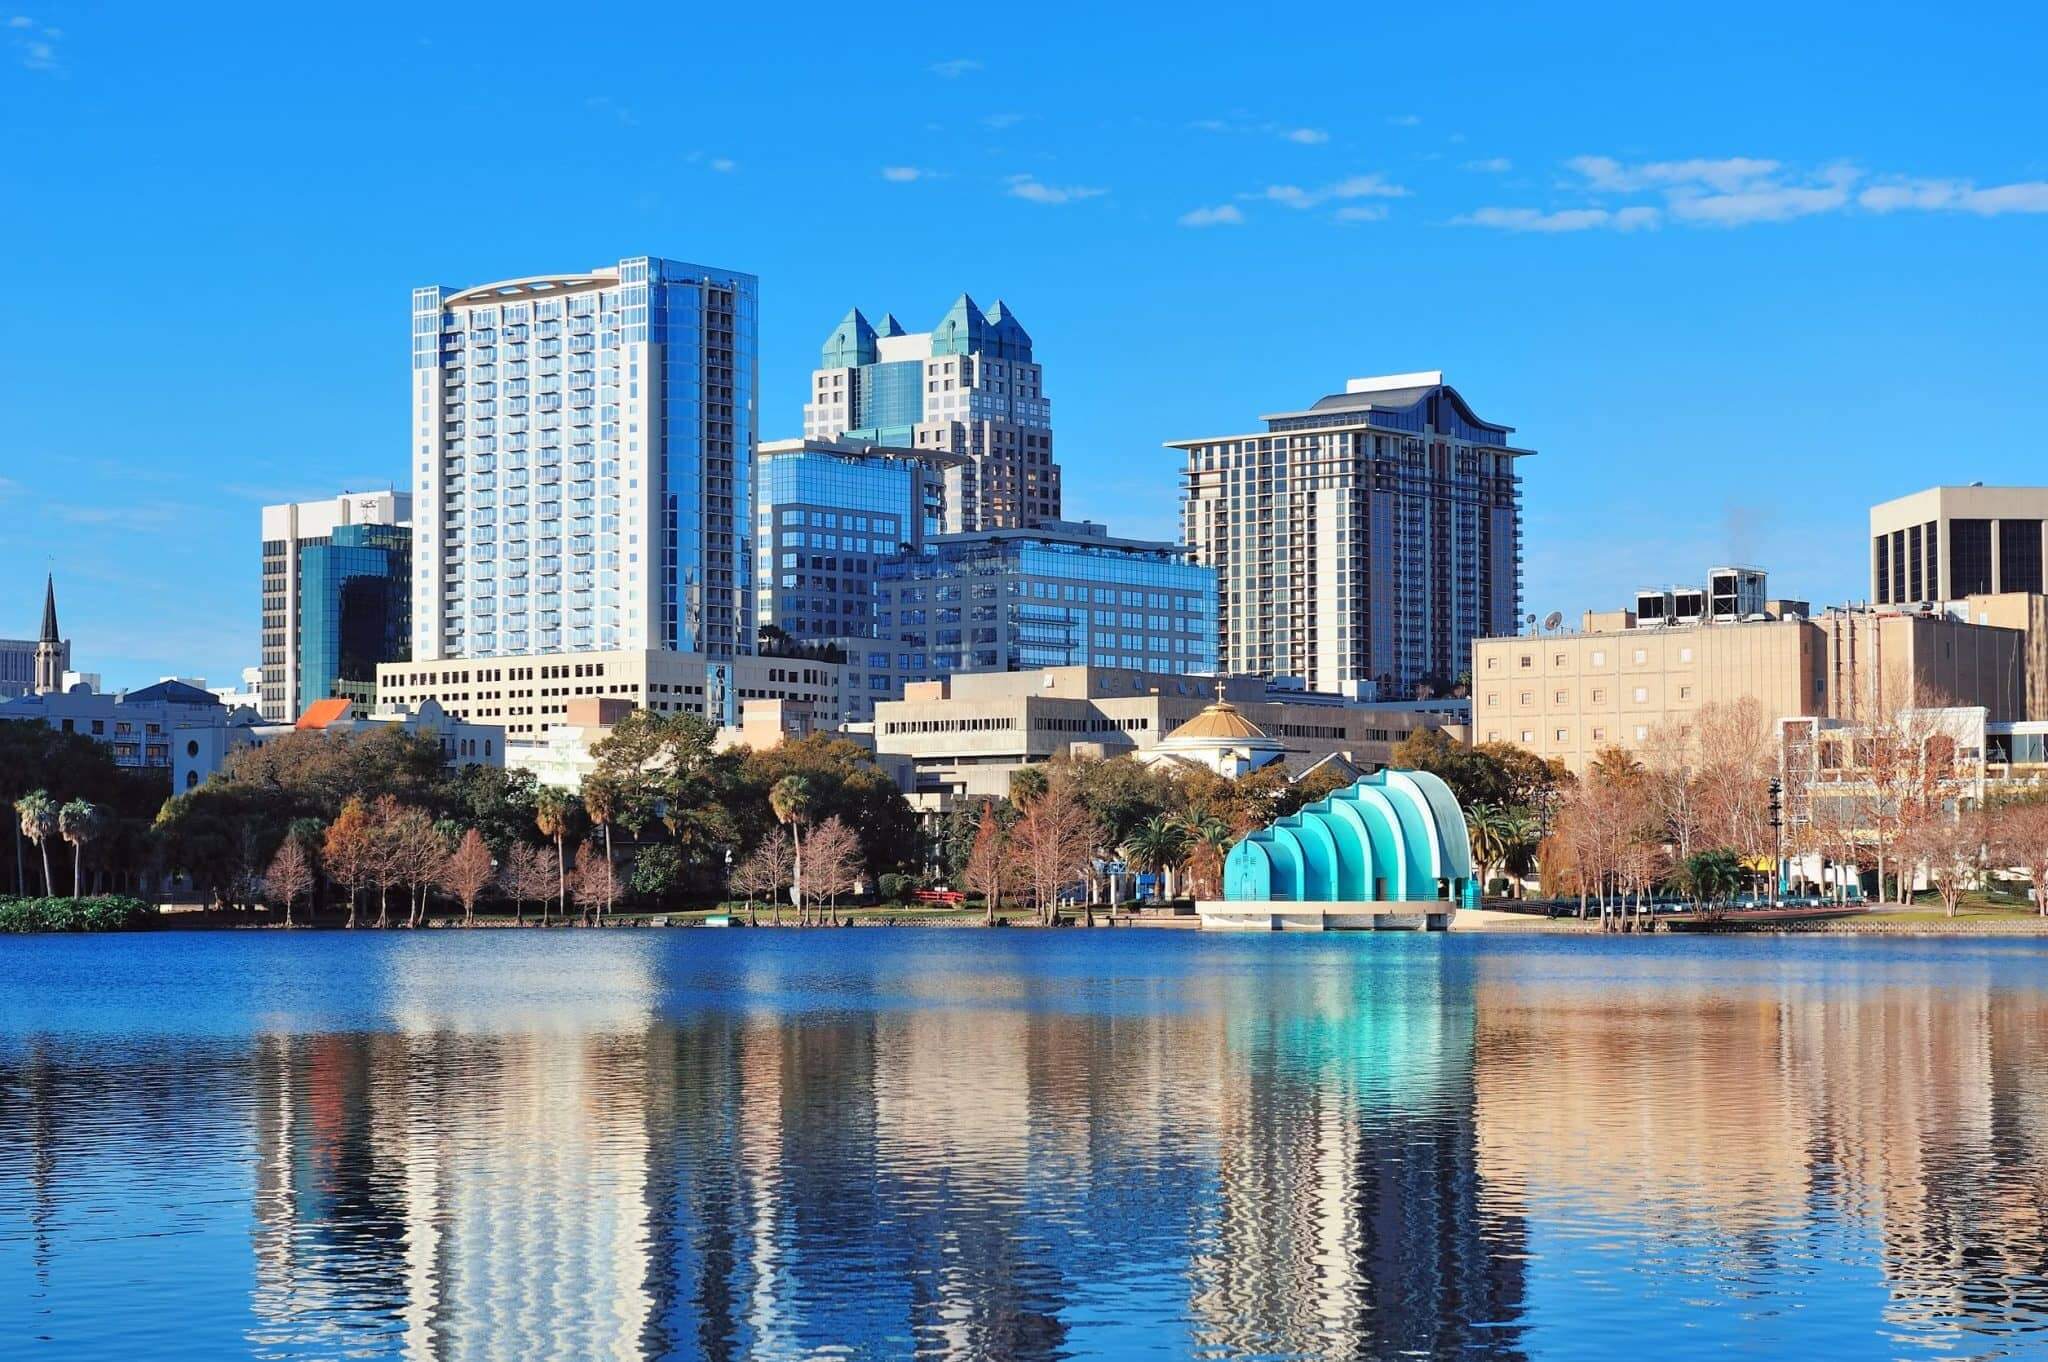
802, 295, 1059, 532
869, 521, 1218, 705
297, 523, 411, 715
411, 256, 758, 664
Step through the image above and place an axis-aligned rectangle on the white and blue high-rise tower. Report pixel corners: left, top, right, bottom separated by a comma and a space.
411, 257, 758, 663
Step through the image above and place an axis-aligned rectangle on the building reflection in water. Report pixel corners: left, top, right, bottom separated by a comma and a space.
3, 936, 2046, 1359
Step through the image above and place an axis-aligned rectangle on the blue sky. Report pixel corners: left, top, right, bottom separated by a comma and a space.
3, 2, 2045, 688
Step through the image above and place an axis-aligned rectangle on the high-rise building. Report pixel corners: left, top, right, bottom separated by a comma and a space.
259, 491, 412, 721
1869, 485, 2048, 605
803, 295, 1057, 531
298, 523, 411, 716
1167, 371, 1529, 696
754, 437, 958, 646
856, 521, 1217, 718
411, 256, 758, 665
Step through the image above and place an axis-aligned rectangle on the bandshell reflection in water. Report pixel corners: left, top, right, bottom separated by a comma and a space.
2, 932, 2047, 1360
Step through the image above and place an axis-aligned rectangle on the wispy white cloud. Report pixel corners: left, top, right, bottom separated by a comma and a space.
1456, 205, 1660, 232
1007, 175, 1107, 205
1470, 154, 2048, 232
982, 111, 1028, 130
1387, 113, 1422, 127
1283, 127, 1328, 145
708, 157, 737, 173
1250, 173, 1408, 211
1332, 204, 1390, 223
1858, 178, 2048, 216
9, 13, 61, 72
1191, 116, 1336, 147
1462, 156, 1513, 173
881, 166, 933, 183
1178, 204, 1245, 228
585, 96, 636, 127
931, 57, 982, 78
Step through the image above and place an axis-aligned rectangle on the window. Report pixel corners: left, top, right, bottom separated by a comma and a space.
1485, 692, 1499, 708
1555, 728, 1568, 743
1590, 650, 1606, 666
1553, 653, 1566, 667
1520, 691, 1533, 705
1679, 647, 1694, 663
1591, 688, 1606, 703
1485, 656, 1497, 671
1634, 725, 1649, 741
1679, 685, 1692, 700
1519, 730, 1535, 744
1518, 653, 1532, 669
1554, 690, 1567, 705
1632, 686, 1649, 703
1632, 648, 1647, 664
1592, 727, 1606, 741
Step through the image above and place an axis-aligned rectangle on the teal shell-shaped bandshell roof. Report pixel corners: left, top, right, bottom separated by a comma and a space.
1223, 769, 1472, 903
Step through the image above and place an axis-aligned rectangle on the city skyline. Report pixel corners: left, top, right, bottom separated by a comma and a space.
5, 3, 2047, 688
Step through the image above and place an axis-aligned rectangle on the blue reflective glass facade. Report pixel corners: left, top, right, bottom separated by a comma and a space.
297, 524, 411, 714
872, 526, 1218, 689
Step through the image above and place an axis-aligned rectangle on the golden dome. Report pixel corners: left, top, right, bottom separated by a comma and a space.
1163, 697, 1270, 743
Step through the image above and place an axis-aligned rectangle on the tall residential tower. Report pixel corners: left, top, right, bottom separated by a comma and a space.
1167, 372, 1528, 696
802, 295, 1057, 532
411, 257, 758, 664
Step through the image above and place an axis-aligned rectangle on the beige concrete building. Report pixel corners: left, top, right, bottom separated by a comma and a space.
1813, 609, 2026, 722
1870, 485, 2048, 605
376, 648, 842, 737
1474, 606, 2027, 774
871, 666, 1464, 805
1472, 617, 1824, 771
1957, 592, 2048, 720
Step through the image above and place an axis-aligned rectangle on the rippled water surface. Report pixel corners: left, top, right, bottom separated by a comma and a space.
4, 931, 2048, 1360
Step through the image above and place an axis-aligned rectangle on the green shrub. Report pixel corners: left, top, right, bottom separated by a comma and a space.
0, 895, 156, 933
878, 872, 916, 903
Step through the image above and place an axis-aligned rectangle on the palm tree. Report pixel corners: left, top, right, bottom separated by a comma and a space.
1176, 810, 1235, 899
1496, 805, 1541, 897
534, 788, 571, 925
1122, 815, 1191, 903
58, 799, 100, 899
15, 791, 57, 897
769, 775, 814, 923
581, 776, 618, 925
1466, 803, 1510, 894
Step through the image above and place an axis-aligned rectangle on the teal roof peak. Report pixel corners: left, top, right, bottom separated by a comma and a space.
821, 307, 879, 368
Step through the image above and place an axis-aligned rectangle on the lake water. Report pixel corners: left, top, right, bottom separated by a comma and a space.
2, 930, 2046, 1361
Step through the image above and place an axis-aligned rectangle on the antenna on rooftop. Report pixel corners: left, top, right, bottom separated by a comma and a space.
1543, 610, 1563, 633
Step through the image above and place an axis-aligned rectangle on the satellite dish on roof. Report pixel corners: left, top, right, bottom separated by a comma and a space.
1543, 611, 1563, 631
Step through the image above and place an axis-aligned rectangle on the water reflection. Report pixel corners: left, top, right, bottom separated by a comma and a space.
2, 935, 2046, 1359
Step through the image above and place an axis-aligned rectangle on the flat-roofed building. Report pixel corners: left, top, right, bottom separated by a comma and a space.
872, 666, 1463, 807
1474, 606, 2027, 774
376, 647, 842, 738
1472, 617, 1825, 772
1870, 485, 2048, 605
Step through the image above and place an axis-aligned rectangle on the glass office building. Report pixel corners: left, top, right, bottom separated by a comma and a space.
296, 523, 411, 715
411, 256, 758, 663
869, 521, 1217, 705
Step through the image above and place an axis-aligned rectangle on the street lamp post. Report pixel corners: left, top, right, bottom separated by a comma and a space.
1768, 777, 1784, 905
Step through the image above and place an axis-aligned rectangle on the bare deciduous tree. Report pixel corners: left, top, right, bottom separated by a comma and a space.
963, 802, 1010, 926
801, 816, 860, 925
1011, 780, 1100, 926
264, 838, 313, 927
731, 836, 793, 926
439, 828, 494, 926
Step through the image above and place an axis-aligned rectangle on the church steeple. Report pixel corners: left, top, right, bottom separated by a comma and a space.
34, 574, 63, 695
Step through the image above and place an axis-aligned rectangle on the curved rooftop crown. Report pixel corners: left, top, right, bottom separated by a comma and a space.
1163, 697, 1269, 744
819, 294, 1034, 366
